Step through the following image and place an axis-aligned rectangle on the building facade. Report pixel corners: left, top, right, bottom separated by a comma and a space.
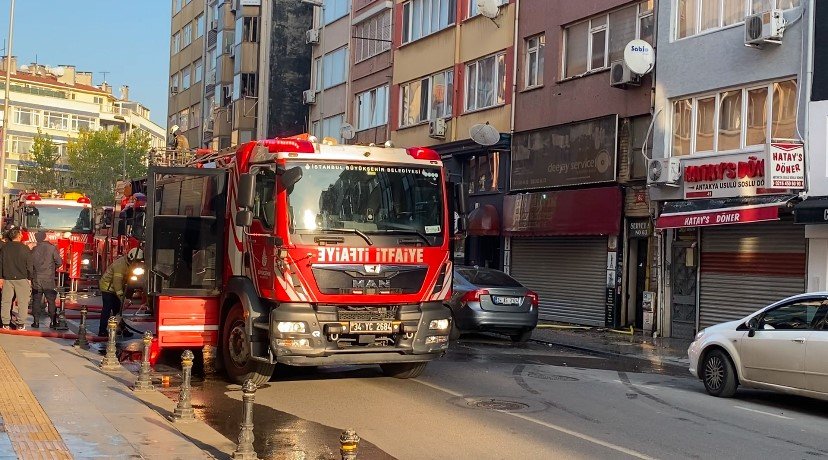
0, 57, 165, 198
650, 0, 810, 338
169, 0, 207, 148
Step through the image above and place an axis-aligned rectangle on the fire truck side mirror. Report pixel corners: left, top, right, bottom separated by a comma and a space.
280, 166, 304, 190
236, 209, 254, 227
237, 174, 256, 209
453, 182, 467, 215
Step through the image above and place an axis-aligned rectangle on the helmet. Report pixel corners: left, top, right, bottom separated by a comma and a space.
132, 192, 147, 205
127, 248, 144, 262
170, 124, 180, 134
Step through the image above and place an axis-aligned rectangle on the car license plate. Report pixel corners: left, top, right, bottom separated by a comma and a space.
349, 321, 393, 334
493, 296, 522, 306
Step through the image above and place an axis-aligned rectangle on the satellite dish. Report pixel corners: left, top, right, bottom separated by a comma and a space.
477, 0, 501, 19
469, 122, 500, 146
19, 64, 29, 72
623, 39, 655, 75
52, 66, 65, 77
340, 123, 355, 141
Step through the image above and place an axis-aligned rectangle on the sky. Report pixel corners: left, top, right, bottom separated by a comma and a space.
0, 0, 171, 126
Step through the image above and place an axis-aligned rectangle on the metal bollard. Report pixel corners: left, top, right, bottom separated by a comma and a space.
133, 331, 154, 392
53, 290, 69, 331
171, 350, 196, 422
231, 379, 259, 460
340, 429, 360, 460
73, 306, 89, 349
100, 316, 120, 370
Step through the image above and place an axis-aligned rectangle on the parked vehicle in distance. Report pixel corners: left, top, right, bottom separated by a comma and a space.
688, 293, 828, 400
446, 266, 538, 343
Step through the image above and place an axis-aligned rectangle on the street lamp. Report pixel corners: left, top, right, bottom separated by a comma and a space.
0, 0, 15, 223
300, 0, 325, 138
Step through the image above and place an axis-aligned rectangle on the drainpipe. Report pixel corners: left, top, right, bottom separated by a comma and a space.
450, 4, 461, 143
256, 0, 272, 138
802, 0, 815, 190
509, 0, 519, 137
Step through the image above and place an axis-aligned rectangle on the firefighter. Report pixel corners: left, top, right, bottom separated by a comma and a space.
169, 125, 191, 164
97, 248, 141, 338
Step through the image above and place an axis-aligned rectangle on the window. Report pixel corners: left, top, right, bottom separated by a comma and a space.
402, 0, 456, 44
173, 0, 183, 14
565, 2, 653, 79
760, 300, 823, 330
524, 34, 545, 88
72, 115, 95, 132
354, 11, 391, 62
93, 96, 104, 104
172, 32, 181, 54
321, 114, 345, 143
356, 85, 389, 130
240, 73, 257, 98
196, 14, 205, 39
182, 66, 192, 90
317, 47, 348, 89
179, 109, 189, 132
191, 104, 201, 128
194, 59, 203, 83
171, 73, 180, 93
465, 52, 506, 111
183, 23, 193, 48
8, 135, 33, 155
252, 167, 277, 229
323, 0, 350, 24
464, 151, 501, 194
44, 111, 70, 130
468, 0, 506, 18
241, 16, 259, 42
679, 0, 799, 39
12, 107, 39, 126
670, 79, 798, 156
400, 69, 454, 127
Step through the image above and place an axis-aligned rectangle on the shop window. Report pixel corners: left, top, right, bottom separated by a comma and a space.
464, 151, 501, 194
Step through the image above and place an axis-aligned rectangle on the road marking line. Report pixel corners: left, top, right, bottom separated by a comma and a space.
415, 379, 656, 460
734, 406, 793, 420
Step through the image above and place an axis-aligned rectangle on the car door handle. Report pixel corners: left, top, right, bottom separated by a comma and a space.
791, 338, 806, 343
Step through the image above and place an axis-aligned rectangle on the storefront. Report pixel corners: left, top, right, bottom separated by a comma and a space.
656, 148, 806, 338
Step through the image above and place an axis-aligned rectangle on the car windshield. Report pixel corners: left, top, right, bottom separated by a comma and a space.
286, 161, 444, 246
24, 205, 92, 233
457, 268, 522, 287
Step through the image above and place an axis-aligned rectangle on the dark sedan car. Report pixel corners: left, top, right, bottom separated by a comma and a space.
446, 266, 539, 342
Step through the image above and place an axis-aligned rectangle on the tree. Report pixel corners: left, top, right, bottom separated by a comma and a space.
22, 129, 61, 192
67, 129, 149, 206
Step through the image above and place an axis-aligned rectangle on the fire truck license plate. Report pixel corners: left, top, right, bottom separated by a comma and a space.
349, 321, 393, 333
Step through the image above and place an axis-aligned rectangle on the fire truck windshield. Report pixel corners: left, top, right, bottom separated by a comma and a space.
24, 205, 92, 233
286, 161, 444, 246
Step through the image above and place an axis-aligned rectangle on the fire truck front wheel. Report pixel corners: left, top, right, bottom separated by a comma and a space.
221, 304, 275, 385
380, 362, 428, 379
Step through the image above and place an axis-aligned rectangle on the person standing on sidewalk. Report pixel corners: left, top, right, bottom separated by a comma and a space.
98, 248, 140, 337
0, 228, 32, 330
28, 231, 62, 329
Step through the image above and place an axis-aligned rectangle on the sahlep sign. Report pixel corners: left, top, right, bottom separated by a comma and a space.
682, 151, 787, 200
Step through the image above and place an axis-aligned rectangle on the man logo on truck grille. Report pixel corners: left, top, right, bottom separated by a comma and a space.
352, 279, 391, 289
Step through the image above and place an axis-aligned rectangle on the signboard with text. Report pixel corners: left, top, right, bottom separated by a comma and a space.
767, 143, 805, 189
682, 151, 786, 199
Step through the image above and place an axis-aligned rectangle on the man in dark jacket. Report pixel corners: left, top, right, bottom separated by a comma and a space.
0, 228, 32, 330
28, 231, 62, 328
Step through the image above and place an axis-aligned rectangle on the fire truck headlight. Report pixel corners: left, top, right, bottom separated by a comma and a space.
130, 275, 138, 281
132, 266, 146, 276
81, 258, 90, 266
62, 231, 72, 239
429, 319, 450, 331
277, 321, 307, 333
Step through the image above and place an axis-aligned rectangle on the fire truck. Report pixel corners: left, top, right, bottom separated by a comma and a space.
142, 137, 462, 384
10, 191, 96, 284
94, 179, 147, 276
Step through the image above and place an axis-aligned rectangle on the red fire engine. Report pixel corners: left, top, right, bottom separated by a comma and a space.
139, 137, 463, 384
10, 191, 95, 285
94, 179, 147, 276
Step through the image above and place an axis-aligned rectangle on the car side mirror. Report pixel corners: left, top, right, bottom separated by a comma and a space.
747, 317, 759, 337
236, 209, 254, 227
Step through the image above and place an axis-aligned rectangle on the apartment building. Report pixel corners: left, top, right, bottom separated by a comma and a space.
0, 57, 165, 197
168, 0, 207, 148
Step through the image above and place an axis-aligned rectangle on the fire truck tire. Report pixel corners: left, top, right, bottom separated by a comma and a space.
221, 303, 275, 385
380, 362, 428, 379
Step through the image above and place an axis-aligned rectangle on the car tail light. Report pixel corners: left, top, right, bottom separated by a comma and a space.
526, 291, 539, 308
460, 289, 489, 302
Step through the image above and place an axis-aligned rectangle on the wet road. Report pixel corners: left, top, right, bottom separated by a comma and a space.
157, 335, 828, 459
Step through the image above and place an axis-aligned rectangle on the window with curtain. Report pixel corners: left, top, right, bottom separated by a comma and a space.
356, 85, 389, 130
400, 69, 454, 126
466, 53, 506, 111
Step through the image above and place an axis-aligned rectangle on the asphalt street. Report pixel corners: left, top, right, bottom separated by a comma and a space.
160, 335, 828, 460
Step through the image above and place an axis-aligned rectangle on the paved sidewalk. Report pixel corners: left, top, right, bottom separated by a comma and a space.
530, 323, 693, 372
0, 333, 233, 459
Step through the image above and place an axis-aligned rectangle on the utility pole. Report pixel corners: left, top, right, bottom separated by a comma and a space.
0, 0, 16, 223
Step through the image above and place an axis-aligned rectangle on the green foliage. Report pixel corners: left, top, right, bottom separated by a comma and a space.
22, 129, 61, 192
67, 129, 149, 206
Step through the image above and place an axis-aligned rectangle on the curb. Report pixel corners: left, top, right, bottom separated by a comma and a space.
529, 336, 691, 375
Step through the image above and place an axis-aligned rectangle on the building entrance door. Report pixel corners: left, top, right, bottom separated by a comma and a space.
671, 241, 698, 339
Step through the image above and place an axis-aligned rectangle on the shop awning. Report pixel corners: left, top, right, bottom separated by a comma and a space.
793, 197, 828, 224
503, 186, 622, 236
467, 204, 501, 236
656, 195, 796, 229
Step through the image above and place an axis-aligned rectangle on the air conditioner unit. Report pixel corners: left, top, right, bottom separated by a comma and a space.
210, 19, 218, 30
302, 89, 317, 105
609, 60, 640, 88
305, 29, 320, 45
647, 157, 682, 186
429, 118, 447, 139
745, 9, 786, 48
170, 86, 179, 95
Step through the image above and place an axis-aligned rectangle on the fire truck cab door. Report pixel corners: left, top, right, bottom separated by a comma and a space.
146, 166, 227, 296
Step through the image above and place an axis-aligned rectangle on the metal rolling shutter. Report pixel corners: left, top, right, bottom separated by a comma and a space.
699, 222, 805, 328
510, 237, 607, 326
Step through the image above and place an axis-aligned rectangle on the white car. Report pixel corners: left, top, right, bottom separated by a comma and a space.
688, 293, 828, 400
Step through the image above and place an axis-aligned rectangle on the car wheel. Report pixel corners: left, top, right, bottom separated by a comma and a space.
510, 329, 533, 343
702, 349, 738, 397
221, 303, 275, 385
380, 362, 428, 379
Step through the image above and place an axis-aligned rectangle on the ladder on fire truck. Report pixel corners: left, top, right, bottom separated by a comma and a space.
150, 147, 238, 168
